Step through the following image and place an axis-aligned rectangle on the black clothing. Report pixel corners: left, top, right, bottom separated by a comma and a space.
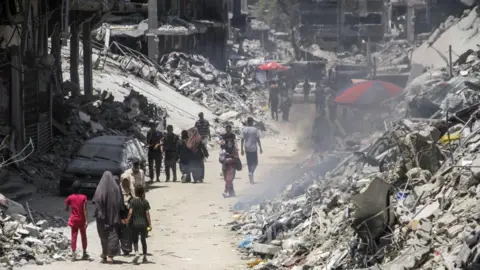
163, 133, 179, 153
269, 88, 279, 121
163, 133, 179, 181
131, 227, 147, 255
315, 89, 325, 113
190, 142, 209, 183
176, 140, 192, 164
245, 151, 258, 174
129, 197, 150, 228
195, 119, 210, 137
146, 130, 163, 153
164, 152, 177, 181
271, 104, 278, 121
221, 133, 236, 154
177, 139, 192, 182
148, 151, 162, 181
281, 98, 292, 121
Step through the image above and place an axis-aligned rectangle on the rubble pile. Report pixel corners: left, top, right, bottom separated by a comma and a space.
158, 52, 268, 119
0, 195, 70, 269
14, 85, 168, 192
229, 47, 480, 269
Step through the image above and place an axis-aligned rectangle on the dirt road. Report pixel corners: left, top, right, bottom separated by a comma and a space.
22, 104, 314, 270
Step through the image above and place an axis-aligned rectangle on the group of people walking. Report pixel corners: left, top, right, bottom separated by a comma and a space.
63, 112, 264, 264
146, 112, 210, 183
268, 79, 293, 122
218, 117, 263, 197
64, 171, 152, 264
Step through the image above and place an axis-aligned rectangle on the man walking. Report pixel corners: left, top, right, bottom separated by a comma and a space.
195, 112, 210, 146
163, 125, 179, 182
268, 81, 279, 121
221, 124, 236, 154
146, 121, 163, 182
314, 85, 325, 114
241, 117, 263, 184
121, 158, 146, 192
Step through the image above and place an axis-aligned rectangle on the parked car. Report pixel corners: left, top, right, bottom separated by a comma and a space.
60, 136, 146, 195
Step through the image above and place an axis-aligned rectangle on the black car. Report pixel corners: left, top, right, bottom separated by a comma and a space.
60, 136, 146, 195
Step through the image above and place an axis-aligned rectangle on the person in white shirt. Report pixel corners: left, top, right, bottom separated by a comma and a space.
241, 117, 263, 184
121, 158, 146, 197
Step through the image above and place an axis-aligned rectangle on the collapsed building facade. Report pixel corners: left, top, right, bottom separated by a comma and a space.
0, 0, 117, 154
299, 0, 388, 49
146, 0, 229, 69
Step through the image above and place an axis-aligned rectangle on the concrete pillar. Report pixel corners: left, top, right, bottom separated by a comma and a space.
232, 0, 241, 18
10, 46, 25, 149
148, 0, 159, 62
51, 26, 63, 84
406, 5, 415, 42
82, 21, 93, 99
70, 23, 80, 91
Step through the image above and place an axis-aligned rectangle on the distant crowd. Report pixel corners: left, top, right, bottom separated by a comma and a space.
64, 112, 263, 264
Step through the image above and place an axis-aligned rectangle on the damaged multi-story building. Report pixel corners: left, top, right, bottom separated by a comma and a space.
95, 0, 230, 70
147, 0, 229, 69
299, 0, 470, 49
299, 0, 387, 49
0, 0, 117, 154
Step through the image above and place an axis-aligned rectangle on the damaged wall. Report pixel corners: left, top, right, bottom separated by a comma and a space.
299, 0, 387, 47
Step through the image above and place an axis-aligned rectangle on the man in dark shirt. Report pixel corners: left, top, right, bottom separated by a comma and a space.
268, 81, 279, 121
146, 121, 163, 182
221, 124, 236, 154
194, 112, 210, 146
163, 125, 179, 182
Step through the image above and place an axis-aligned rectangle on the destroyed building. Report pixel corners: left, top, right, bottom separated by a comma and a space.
146, 0, 230, 70
0, 0, 117, 155
299, 0, 387, 49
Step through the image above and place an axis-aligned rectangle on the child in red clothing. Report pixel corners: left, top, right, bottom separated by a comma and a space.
65, 180, 88, 261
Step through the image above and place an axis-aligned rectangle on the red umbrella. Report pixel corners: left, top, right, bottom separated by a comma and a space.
258, 61, 288, 71
335, 80, 404, 106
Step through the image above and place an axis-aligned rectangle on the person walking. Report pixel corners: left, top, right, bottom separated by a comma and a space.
119, 177, 133, 255
303, 78, 311, 103
124, 185, 151, 265
65, 180, 88, 261
268, 81, 279, 121
221, 124, 236, 154
177, 130, 193, 183
281, 90, 292, 121
314, 85, 325, 114
195, 112, 211, 146
93, 171, 124, 264
219, 143, 237, 198
241, 117, 263, 184
121, 158, 146, 192
146, 121, 163, 182
163, 125, 179, 182
187, 128, 209, 183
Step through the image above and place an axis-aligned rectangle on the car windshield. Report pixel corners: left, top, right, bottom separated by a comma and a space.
77, 144, 123, 163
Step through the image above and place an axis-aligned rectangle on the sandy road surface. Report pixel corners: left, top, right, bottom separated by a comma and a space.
21, 104, 314, 270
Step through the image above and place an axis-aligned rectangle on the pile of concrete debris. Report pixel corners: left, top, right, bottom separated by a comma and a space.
15, 84, 168, 193
158, 52, 267, 119
230, 49, 480, 269
0, 194, 70, 269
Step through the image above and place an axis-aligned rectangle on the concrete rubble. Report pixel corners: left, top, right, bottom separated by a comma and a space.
0, 195, 70, 269
158, 52, 269, 122
229, 17, 480, 270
